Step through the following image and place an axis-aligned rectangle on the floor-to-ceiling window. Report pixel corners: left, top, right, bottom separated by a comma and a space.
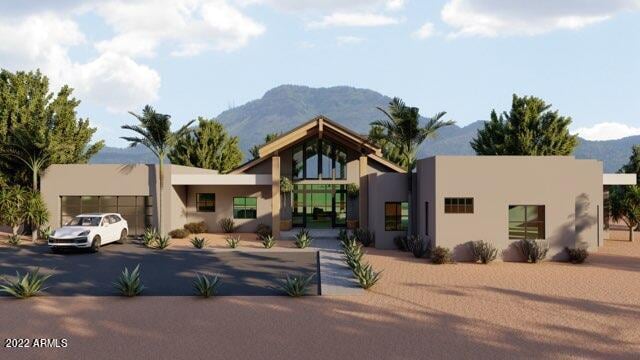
292, 138, 347, 180
291, 184, 347, 228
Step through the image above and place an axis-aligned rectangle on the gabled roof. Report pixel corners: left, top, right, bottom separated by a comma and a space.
231, 115, 405, 174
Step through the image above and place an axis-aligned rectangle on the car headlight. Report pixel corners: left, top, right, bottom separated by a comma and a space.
78, 230, 90, 236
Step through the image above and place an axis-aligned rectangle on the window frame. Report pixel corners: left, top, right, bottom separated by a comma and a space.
508, 205, 546, 240
196, 193, 216, 213
291, 138, 348, 180
233, 196, 258, 219
385, 201, 408, 231
444, 197, 474, 214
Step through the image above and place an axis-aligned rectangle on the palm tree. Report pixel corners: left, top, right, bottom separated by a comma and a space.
371, 97, 455, 234
23, 191, 49, 242
0, 186, 27, 236
0, 126, 52, 191
121, 106, 194, 235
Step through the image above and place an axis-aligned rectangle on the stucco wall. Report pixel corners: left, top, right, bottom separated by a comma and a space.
367, 172, 409, 249
183, 185, 272, 233
417, 156, 603, 261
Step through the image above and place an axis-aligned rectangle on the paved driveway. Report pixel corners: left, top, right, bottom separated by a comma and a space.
0, 243, 319, 296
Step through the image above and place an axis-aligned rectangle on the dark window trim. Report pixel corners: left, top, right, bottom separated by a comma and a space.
444, 197, 474, 214
508, 204, 546, 240
292, 138, 348, 181
233, 196, 258, 219
196, 193, 216, 212
385, 201, 408, 231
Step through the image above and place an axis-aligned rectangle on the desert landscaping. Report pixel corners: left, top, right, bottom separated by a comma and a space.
1, 237, 639, 359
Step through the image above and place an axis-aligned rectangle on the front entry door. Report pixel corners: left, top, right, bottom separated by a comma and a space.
292, 184, 346, 228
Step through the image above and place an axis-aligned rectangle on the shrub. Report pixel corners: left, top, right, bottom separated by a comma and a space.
354, 228, 375, 247
393, 235, 409, 252
113, 265, 145, 297
469, 240, 498, 264
337, 228, 348, 242
0, 268, 51, 298
7, 234, 21, 246
219, 218, 235, 233
142, 228, 159, 247
431, 246, 453, 264
155, 235, 171, 250
226, 235, 240, 248
406, 235, 430, 258
353, 263, 382, 289
261, 234, 276, 249
184, 221, 207, 234
346, 183, 359, 199
40, 226, 53, 241
168, 228, 189, 239
190, 237, 208, 249
280, 273, 315, 297
193, 273, 220, 298
280, 176, 294, 193
294, 228, 312, 249
517, 239, 548, 263
256, 223, 272, 239
565, 247, 589, 264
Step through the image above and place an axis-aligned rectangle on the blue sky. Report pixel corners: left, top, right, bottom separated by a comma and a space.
1, 0, 639, 147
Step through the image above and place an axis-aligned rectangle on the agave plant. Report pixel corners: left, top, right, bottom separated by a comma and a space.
7, 234, 21, 246
337, 228, 348, 242
281, 273, 315, 297
261, 234, 276, 249
193, 273, 221, 298
190, 237, 208, 249
406, 235, 429, 258
353, 263, 382, 290
113, 265, 145, 297
294, 228, 312, 249
142, 227, 159, 247
226, 235, 240, 248
354, 228, 375, 247
154, 235, 171, 250
0, 268, 51, 298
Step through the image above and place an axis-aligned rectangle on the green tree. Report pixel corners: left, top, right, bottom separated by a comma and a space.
367, 124, 404, 168
250, 132, 280, 159
471, 94, 578, 155
0, 186, 27, 236
371, 97, 454, 234
121, 106, 194, 235
23, 191, 49, 242
620, 145, 640, 184
0, 69, 103, 187
610, 185, 640, 242
169, 117, 243, 173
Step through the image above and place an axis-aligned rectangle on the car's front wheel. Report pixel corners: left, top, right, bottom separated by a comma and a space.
91, 236, 101, 253
117, 229, 128, 244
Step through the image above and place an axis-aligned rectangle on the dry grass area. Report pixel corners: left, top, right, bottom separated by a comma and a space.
1, 240, 640, 359
168, 232, 301, 250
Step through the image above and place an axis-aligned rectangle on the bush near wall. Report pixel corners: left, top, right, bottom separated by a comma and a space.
168, 228, 190, 239
184, 221, 207, 234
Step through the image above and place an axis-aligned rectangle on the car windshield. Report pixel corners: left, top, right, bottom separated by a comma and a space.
67, 216, 101, 227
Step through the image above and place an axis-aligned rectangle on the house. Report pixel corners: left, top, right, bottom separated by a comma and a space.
40, 116, 636, 260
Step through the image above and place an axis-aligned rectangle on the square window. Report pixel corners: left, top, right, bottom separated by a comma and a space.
196, 193, 215, 212
233, 197, 257, 219
445, 198, 474, 214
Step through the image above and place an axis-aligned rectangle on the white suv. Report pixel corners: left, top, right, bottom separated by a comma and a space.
49, 213, 128, 253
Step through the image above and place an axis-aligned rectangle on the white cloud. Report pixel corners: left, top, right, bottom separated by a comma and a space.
441, 0, 640, 37
573, 122, 640, 141
414, 22, 436, 39
336, 35, 365, 45
386, 0, 405, 11
241, 0, 395, 12
308, 12, 399, 28
96, 0, 265, 56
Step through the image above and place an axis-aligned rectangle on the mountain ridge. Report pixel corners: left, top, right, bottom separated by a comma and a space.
91, 85, 638, 172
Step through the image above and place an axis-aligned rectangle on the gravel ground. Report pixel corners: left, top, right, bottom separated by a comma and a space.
1, 240, 639, 360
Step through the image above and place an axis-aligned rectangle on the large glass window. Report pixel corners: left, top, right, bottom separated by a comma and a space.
196, 193, 215, 212
385, 202, 408, 231
509, 205, 545, 240
444, 198, 474, 214
233, 197, 257, 219
291, 138, 347, 180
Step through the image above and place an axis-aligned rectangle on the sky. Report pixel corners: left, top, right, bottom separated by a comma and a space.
0, 0, 639, 147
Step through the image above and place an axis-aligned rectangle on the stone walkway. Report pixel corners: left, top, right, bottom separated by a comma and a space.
311, 238, 364, 296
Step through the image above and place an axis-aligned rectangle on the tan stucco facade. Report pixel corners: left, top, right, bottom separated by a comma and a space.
416, 156, 604, 261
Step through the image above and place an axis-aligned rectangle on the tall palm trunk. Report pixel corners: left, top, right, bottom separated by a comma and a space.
31, 163, 38, 243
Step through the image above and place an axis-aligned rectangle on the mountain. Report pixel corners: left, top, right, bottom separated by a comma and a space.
90, 85, 638, 172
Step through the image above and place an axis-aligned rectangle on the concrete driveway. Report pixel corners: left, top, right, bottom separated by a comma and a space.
0, 242, 319, 296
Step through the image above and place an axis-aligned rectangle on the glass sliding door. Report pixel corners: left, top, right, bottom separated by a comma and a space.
291, 184, 347, 228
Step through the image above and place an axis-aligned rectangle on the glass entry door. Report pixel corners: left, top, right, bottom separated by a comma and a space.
292, 184, 346, 228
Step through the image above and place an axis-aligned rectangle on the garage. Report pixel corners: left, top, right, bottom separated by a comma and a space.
60, 196, 152, 236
